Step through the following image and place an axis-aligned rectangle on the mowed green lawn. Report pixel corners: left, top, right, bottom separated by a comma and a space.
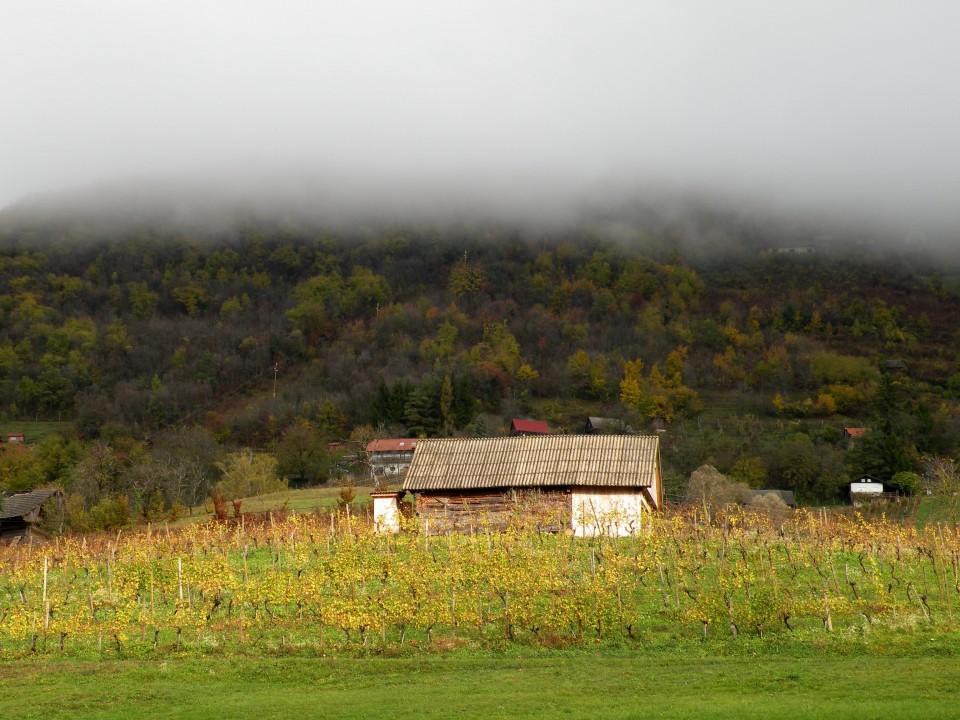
3, 654, 960, 719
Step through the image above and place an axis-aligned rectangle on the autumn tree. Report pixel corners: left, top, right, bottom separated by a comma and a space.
685, 465, 750, 508
0, 443, 45, 492
215, 451, 285, 500
448, 257, 486, 300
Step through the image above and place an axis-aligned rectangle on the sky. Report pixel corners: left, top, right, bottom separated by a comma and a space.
3, 1, 960, 232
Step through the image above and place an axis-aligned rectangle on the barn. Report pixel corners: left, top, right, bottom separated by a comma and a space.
0, 488, 62, 542
399, 435, 662, 536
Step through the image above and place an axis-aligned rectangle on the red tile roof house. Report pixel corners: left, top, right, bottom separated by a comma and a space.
365, 439, 419, 479
843, 427, 867, 448
509, 419, 550, 436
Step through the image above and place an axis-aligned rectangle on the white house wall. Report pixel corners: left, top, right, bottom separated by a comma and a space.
571, 487, 647, 537
850, 483, 884, 494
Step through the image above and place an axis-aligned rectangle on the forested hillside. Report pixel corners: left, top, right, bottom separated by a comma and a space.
2, 210, 959, 525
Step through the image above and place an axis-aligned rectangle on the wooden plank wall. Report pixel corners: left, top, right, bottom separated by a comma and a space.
416, 489, 571, 534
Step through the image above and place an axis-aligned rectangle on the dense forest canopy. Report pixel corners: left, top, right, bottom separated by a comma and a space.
2, 202, 960, 526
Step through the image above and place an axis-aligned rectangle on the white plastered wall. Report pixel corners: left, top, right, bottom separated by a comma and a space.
373, 495, 401, 534
571, 487, 649, 537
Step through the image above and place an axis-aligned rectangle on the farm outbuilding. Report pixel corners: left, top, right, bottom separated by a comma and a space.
399, 435, 662, 536
583, 417, 632, 435
0, 488, 62, 542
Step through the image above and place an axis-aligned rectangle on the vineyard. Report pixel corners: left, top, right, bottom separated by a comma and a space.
2, 507, 960, 657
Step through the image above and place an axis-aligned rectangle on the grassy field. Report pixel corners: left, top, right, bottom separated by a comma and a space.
3, 653, 960, 719
6, 503, 960, 717
0, 421, 72, 444
174, 484, 385, 525
914, 496, 960, 526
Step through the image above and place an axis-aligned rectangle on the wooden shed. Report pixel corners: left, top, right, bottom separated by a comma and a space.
402, 435, 661, 536
0, 488, 62, 542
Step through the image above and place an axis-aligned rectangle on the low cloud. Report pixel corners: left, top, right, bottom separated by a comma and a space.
3, 2, 959, 237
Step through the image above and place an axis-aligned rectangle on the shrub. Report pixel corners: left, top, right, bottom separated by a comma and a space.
686, 464, 750, 508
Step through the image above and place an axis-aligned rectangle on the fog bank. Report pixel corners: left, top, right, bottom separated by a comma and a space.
3, 2, 960, 236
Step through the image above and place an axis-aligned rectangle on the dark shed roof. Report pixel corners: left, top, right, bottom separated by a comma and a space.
0, 488, 61, 520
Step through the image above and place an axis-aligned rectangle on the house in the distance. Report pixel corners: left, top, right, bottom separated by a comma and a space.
366, 439, 419, 479
5, 432, 24, 444
774, 245, 816, 255
849, 475, 885, 504
883, 359, 907, 374
843, 427, 867, 448
398, 435, 662, 536
509, 419, 550, 436
583, 417, 632, 435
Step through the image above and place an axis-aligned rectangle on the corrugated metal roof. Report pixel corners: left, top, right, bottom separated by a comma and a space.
0, 488, 60, 520
403, 435, 659, 491
367, 439, 419, 453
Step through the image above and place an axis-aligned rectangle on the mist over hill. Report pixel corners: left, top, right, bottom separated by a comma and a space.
2, 174, 954, 273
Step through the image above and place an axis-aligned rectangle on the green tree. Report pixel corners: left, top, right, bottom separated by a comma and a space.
286, 272, 344, 343
342, 266, 390, 317
127, 282, 158, 319
847, 429, 912, 481
172, 283, 208, 315
404, 387, 438, 438
104, 317, 133, 353
768, 435, 848, 501
438, 375, 455, 436
275, 421, 328, 487
730, 455, 767, 488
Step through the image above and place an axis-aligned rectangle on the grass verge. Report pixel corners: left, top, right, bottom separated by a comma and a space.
2, 652, 960, 719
